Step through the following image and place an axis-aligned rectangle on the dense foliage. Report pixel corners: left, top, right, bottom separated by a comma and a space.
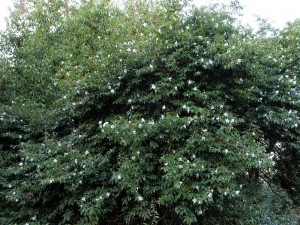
0, 0, 299, 224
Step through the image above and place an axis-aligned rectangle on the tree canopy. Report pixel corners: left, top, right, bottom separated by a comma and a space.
0, 0, 299, 224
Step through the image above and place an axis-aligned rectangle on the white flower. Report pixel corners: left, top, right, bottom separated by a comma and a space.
149, 64, 153, 69
224, 112, 228, 117
138, 124, 143, 129
127, 48, 131, 52
110, 89, 115, 94
192, 198, 197, 204
224, 191, 228, 196
137, 196, 143, 201
141, 118, 145, 122
82, 197, 86, 201
151, 84, 156, 90
117, 174, 122, 180
31, 216, 36, 221
237, 59, 242, 63
208, 193, 212, 198
162, 105, 166, 110
63, 95, 67, 99
111, 125, 115, 129
225, 119, 230, 123
224, 149, 228, 154
188, 80, 192, 85
85, 150, 89, 155
235, 190, 240, 195
106, 192, 110, 197
178, 165, 183, 169
19, 162, 23, 167
53, 159, 58, 163
143, 22, 147, 27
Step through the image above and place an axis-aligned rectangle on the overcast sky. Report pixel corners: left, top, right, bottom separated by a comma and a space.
0, 0, 299, 30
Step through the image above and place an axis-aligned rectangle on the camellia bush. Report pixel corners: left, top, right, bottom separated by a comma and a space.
0, 0, 299, 224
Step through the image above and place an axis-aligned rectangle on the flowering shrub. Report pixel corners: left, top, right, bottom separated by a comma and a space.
0, 0, 299, 224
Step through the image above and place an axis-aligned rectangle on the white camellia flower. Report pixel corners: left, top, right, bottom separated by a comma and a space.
137, 196, 143, 201
192, 198, 197, 204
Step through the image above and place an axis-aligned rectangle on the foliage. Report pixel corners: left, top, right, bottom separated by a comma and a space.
0, 0, 299, 224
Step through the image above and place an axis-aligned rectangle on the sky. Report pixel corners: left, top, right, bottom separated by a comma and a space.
196, 0, 300, 30
0, 0, 299, 30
